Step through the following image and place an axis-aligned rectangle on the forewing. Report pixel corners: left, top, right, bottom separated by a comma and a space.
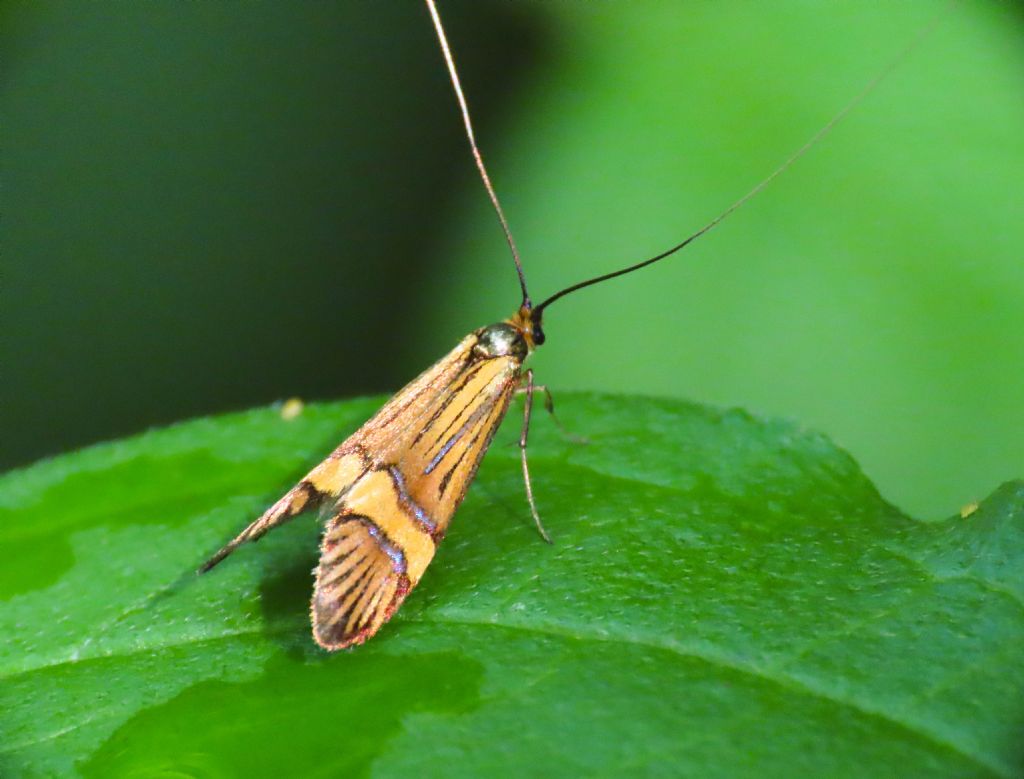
199, 335, 481, 572
201, 328, 524, 649
199, 451, 368, 572
312, 348, 523, 649
394, 352, 522, 536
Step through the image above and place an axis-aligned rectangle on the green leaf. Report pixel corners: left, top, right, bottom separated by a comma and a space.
1, 394, 1022, 778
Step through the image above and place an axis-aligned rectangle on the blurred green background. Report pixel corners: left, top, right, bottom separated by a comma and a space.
3, 1, 1022, 520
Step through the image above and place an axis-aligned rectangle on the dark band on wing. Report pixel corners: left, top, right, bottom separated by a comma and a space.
387, 466, 438, 534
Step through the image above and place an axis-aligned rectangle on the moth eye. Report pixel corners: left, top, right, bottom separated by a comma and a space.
531, 322, 546, 346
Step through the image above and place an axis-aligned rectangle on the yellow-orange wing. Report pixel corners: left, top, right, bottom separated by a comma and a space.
312, 334, 525, 649
201, 324, 527, 650
199, 333, 481, 573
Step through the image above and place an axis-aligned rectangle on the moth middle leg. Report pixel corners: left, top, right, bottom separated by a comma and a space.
515, 381, 588, 444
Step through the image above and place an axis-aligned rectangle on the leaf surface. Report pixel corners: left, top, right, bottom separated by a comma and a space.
1, 394, 1021, 778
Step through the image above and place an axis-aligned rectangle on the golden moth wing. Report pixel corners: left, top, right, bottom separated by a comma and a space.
394, 353, 522, 537
334, 333, 523, 537
200, 331, 487, 575
347, 333, 479, 458
199, 451, 368, 572
312, 469, 426, 649
312, 351, 523, 649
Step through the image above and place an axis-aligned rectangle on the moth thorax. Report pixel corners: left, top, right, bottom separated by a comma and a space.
475, 322, 527, 360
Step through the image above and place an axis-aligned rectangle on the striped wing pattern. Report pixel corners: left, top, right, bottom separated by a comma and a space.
198, 335, 480, 574
201, 327, 525, 650
312, 514, 409, 648
312, 347, 522, 649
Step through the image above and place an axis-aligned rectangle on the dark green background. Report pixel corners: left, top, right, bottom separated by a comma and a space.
3, 1, 1023, 519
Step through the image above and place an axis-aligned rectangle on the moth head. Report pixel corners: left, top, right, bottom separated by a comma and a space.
502, 303, 544, 352
476, 322, 529, 360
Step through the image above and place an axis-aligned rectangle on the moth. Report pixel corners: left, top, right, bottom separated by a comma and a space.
200, 0, 943, 649
201, 303, 545, 649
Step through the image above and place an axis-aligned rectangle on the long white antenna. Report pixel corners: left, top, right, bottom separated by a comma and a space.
425, 0, 531, 307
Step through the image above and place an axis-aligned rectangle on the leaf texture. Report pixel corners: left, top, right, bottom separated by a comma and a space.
1, 394, 1021, 778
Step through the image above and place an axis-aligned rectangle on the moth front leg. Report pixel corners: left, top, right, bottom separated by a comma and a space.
518, 368, 553, 544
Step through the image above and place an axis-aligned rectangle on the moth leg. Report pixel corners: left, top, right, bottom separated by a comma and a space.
519, 382, 589, 445
198, 480, 323, 573
519, 369, 553, 544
